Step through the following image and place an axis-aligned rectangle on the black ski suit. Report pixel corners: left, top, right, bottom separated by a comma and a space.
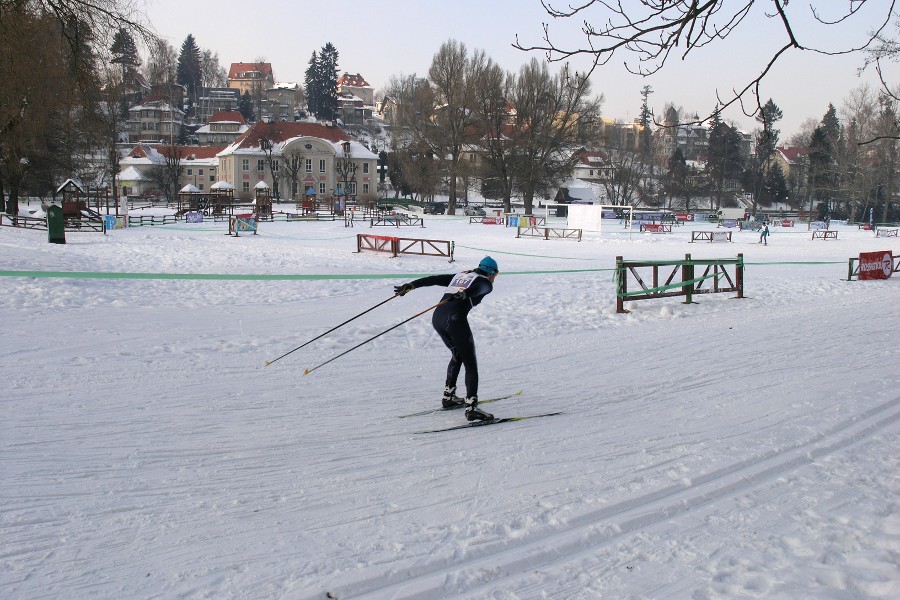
408, 271, 493, 399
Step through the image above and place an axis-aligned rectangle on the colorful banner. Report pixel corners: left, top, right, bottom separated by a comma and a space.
859, 251, 894, 280
676, 213, 694, 221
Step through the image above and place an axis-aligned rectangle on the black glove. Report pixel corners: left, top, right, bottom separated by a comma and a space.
450, 291, 466, 301
394, 283, 414, 296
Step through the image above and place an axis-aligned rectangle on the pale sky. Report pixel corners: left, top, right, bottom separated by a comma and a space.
141, 0, 900, 139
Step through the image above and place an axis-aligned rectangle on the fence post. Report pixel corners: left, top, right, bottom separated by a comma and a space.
736, 253, 744, 298
682, 253, 693, 304
616, 256, 626, 313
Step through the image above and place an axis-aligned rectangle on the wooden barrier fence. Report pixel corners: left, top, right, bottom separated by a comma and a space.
691, 231, 732, 243
615, 253, 744, 313
516, 225, 582, 241
811, 230, 838, 240
355, 234, 454, 262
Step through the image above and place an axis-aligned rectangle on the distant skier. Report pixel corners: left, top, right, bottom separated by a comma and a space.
393, 256, 499, 421
759, 222, 770, 245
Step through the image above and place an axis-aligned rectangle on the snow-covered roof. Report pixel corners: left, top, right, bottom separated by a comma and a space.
117, 166, 145, 181
56, 178, 84, 193
210, 181, 234, 190
254, 181, 270, 190
180, 184, 200, 193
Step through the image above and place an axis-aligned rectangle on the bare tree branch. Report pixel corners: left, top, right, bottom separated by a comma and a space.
514, 0, 897, 124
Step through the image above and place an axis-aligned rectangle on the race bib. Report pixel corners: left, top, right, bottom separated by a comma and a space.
446, 272, 481, 293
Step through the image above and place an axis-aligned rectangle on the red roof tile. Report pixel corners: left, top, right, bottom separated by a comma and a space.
209, 111, 247, 124
337, 72, 371, 88
228, 62, 273, 80
233, 121, 350, 149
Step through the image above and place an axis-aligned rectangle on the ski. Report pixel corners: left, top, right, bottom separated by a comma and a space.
398, 390, 524, 418
414, 412, 563, 434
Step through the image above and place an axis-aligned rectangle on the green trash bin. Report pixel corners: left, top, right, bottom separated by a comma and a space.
47, 204, 66, 244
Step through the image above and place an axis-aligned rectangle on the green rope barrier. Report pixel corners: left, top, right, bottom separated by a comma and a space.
0, 268, 614, 281
455, 243, 606, 261
616, 272, 723, 298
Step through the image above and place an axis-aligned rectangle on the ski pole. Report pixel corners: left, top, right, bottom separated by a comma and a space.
265, 293, 400, 367
304, 300, 446, 376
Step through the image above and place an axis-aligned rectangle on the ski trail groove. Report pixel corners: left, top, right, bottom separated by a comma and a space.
322, 395, 900, 600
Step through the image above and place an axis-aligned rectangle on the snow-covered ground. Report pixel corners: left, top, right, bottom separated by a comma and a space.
2, 207, 898, 599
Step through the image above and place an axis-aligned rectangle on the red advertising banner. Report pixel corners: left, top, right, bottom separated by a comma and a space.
676, 213, 694, 221
859, 251, 894, 280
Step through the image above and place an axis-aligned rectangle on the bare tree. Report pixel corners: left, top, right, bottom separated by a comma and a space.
515, 1, 895, 123
390, 41, 481, 214
509, 59, 601, 214
470, 58, 516, 211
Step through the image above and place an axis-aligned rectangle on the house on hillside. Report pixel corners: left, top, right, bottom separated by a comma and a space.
773, 146, 809, 196
337, 73, 374, 106
196, 111, 249, 145
228, 62, 275, 95
266, 83, 303, 121
215, 121, 378, 202
337, 73, 375, 126
127, 97, 185, 143
194, 87, 240, 124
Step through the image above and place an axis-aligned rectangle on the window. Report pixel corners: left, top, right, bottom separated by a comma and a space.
199, 169, 204, 175
272, 160, 279, 172
242, 159, 249, 171
209, 175, 215, 182
363, 183, 369, 195
198, 184, 204, 190
187, 169, 193, 175
305, 159, 312, 173
363, 163, 369, 174
257, 159, 265, 172
319, 183, 326, 195
319, 159, 326, 173
242, 182, 250, 193
348, 182, 357, 195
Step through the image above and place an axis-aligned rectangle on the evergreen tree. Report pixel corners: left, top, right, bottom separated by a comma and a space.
317, 43, 340, 121
303, 44, 340, 120
238, 91, 254, 122
110, 27, 140, 83
638, 85, 653, 156
304, 51, 319, 117
176, 34, 202, 114
706, 117, 745, 209
751, 98, 783, 211
761, 162, 789, 206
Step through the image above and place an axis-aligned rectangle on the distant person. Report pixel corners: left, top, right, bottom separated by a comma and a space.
759, 222, 770, 245
393, 257, 499, 421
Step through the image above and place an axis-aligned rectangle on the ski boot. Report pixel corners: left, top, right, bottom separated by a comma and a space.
442, 385, 465, 409
465, 396, 494, 421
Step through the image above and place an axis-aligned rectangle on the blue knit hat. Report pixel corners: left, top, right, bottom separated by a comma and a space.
478, 256, 499, 274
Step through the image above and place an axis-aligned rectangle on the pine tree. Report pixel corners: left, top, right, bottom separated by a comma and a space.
110, 28, 141, 83
176, 34, 202, 115
303, 44, 340, 120
318, 43, 340, 121
638, 85, 653, 156
304, 51, 319, 117
238, 91, 254, 122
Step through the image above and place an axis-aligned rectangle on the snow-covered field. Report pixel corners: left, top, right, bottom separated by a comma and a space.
2, 207, 898, 599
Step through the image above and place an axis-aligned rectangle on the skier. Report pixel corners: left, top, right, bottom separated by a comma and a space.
393, 256, 499, 421
759, 222, 770, 245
